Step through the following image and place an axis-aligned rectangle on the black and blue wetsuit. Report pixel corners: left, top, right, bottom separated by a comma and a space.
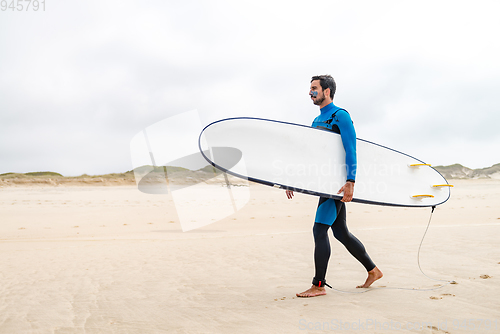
310, 102, 375, 287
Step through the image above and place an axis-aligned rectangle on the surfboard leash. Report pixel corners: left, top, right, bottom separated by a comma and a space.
324, 205, 457, 294
416, 206, 457, 286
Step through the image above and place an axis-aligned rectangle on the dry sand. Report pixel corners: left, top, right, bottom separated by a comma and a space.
0, 179, 499, 333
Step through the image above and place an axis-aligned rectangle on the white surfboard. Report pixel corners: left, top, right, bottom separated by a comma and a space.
199, 117, 451, 207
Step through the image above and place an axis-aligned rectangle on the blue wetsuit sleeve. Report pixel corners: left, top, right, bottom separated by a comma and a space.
336, 111, 357, 181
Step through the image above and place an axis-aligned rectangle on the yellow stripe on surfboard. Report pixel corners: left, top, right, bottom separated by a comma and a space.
411, 194, 435, 199
408, 163, 431, 167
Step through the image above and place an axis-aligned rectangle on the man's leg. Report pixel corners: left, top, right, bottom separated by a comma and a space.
296, 223, 330, 297
296, 197, 335, 298
331, 200, 383, 288
313, 222, 331, 282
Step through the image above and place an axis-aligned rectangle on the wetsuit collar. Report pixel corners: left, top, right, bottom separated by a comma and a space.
320, 102, 336, 114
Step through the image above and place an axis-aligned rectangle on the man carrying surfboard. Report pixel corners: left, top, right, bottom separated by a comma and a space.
286, 75, 383, 297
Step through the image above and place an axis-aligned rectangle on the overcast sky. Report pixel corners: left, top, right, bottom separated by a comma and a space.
1, 0, 499, 176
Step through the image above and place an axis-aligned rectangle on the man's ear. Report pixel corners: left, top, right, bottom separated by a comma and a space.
324, 88, 330, 98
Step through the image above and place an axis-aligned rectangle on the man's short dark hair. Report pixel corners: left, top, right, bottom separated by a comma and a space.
311, 75, 336, 99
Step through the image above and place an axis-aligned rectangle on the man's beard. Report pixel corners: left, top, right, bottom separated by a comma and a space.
313, 95, 325, 106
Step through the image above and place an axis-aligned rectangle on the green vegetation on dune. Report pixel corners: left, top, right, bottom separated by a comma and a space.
129, 165, 219, 175
74, 172, 134, 179
474, 163, 500, 173
197, 165, 221, 174
434, 163, 500, 179
0, 171, 133, 180
24, 171, 64, 177
0, 172, 63, 179
128, 165, 190, 175
165, 166, 191, 173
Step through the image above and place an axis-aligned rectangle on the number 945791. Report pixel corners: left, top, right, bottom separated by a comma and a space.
1, 0, 46, 11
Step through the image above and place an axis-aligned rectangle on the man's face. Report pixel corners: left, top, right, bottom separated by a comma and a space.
310, 80, 326, 106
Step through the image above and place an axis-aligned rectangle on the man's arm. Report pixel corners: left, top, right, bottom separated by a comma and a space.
336, 110, 357, 202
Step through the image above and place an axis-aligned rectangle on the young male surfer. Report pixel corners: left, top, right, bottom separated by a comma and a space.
286, 75, 383, 297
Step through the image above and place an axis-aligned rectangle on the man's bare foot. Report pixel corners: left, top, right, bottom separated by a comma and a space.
296, 285, 326, 298
356, 266, 383, 288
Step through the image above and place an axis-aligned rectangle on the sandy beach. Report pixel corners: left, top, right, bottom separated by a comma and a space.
0, 179, 499, 333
